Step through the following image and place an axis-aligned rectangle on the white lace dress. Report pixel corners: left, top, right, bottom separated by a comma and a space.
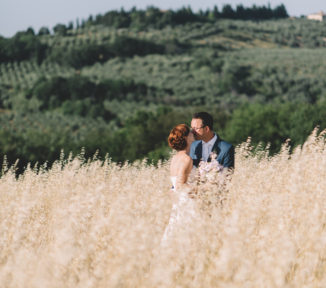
161, 173, 198, 244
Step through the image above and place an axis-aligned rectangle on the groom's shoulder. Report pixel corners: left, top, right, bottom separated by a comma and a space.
192, 140, 201, 146
190, 140, 201, 155
191, 140, 201, 148
217, 138, 233, 151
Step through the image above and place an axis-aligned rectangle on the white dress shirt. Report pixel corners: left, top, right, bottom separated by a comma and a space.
202, 134, 217, 161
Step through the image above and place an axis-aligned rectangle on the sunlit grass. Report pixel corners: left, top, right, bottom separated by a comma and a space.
1, 129, 326, 287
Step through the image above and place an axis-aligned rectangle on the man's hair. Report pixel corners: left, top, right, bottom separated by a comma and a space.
192, 112, 213, 130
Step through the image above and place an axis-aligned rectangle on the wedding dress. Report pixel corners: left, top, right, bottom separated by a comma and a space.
161, 171, 198, 244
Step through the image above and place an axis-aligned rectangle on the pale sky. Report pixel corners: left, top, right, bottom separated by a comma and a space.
1, 0, 325, 37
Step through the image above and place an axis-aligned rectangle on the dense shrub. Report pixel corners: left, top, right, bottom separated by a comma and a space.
47, 37, 165, 68
24, 76, 163, 118
225, 102, 326, 154
0, 31, 47, 64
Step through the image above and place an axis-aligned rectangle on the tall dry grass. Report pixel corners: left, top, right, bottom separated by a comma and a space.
1, 129, 326, 287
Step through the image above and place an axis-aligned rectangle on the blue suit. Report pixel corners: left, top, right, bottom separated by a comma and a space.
190, 134, 234, 169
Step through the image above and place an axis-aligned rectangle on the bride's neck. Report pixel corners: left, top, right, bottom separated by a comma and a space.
178, 147, 190, 155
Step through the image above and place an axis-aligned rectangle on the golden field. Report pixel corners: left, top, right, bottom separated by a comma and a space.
1, 129, 326, 288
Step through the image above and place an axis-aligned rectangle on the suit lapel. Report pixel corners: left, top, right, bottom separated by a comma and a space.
192, 141, 202, 167
195, 141, 202, 160
208, 134, 221, 162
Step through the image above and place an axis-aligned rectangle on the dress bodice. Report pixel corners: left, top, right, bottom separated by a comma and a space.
162, 173, 198, 245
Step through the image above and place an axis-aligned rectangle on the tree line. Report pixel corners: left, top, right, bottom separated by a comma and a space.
75, 4, 288, 30
1, 101, 326, 175
0, 4, 289, 39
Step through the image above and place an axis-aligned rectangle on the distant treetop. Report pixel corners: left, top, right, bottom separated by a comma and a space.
84, 3, 289, 30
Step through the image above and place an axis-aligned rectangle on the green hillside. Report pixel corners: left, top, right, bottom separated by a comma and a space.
1, 4, 326, 172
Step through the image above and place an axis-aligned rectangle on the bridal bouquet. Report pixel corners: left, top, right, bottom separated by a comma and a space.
196, 152, 226, 210
198, 152, 224, 183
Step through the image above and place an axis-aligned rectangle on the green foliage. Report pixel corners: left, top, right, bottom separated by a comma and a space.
38, 27, 50, 36
48, 43, 111, 69
0, 31, 47, 64
219, 60, 253, 95
47, 36, 166, 68
2, 10, 326, 172
92, 4, 288, 30
23, 75, 169, 117
224, 102, 326, 154
225, 103, 286, 153
0, 111, 112, 172
53, 24, 67, 36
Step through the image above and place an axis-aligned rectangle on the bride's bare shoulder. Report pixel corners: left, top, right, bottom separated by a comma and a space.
170, 153, 192, 170
184, 154, 193, 164
179, 154, 193, 171
174, 152, 191, 162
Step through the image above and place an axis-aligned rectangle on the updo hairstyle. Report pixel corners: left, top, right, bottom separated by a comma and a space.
168, 124, 190, 151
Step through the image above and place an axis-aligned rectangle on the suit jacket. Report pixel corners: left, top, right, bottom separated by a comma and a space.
190, 134, 234, 169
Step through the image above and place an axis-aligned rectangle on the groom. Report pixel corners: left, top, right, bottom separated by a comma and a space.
190, 112, 234, 169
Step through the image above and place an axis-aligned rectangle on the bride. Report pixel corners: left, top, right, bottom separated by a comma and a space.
161, 124, 198, 244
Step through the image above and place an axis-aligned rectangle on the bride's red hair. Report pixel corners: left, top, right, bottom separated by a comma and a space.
168, 124, 190, 151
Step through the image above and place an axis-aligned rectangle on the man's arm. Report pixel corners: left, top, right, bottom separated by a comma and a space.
223, 145, 235, 169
